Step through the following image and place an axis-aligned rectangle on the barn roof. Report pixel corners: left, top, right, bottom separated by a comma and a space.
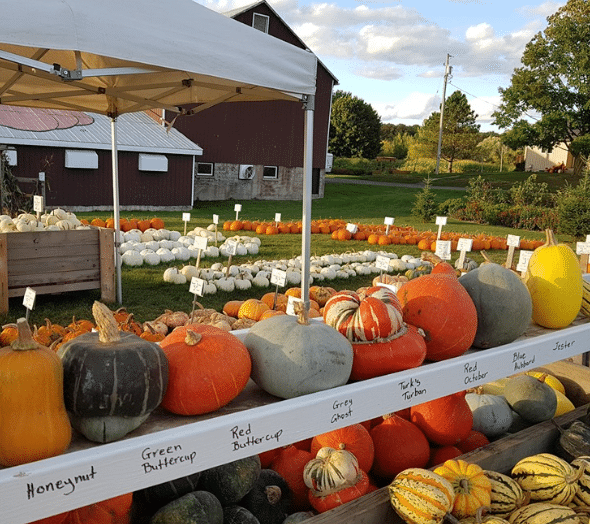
0, 107, 202, 156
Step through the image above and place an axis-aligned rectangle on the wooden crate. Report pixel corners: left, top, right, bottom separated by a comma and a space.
0, 228, 115, 313
305, 361, 590, 524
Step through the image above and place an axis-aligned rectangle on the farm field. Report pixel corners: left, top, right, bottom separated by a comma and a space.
0, 182, 555, 327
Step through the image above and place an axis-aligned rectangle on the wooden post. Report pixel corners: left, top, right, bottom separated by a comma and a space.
0, 233, 8, 313
99, 227, 116, 303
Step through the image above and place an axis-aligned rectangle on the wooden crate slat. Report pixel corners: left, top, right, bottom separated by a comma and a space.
6, 242, 99, 262
7, 253, 101, 276
8, 279, 103, 298
8, 268, 101, 290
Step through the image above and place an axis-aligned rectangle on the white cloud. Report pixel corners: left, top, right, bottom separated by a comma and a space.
354, 63, 403, 80
465, 22, 494, 41
517, 1, 565, 19
468, 95, 502, 123
377, 92, 441, 122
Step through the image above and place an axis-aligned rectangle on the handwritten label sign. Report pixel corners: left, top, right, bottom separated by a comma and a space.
346, 222, 358, 234
230, 423, 283, 452
274, 213, 281, 223
225, 239, 238, 256
512, 350, 536, 372
384, 217, 395, 226
189, 277, 205, 297
270, 268, 287, 287
193, 236, 208, 251
398, 376, 427, 402
506, 235, 521, 269
234, 204, 242, 212
576, 242, 590, 255
140, 444, 197, 474
26, 465, 97, 500
33, 195, 44, 213
435, 216, 447, 240
375, 255, 390, 271
507, 235, 521, 247
457, 238, 473, 252
462, 360, 489, 387
435, 240, 452, 260
212, 214, 219, 225
23, 287, 36, 311
330, 398, 354, 424
182, 213, 190, 222
516, 250, 534, 273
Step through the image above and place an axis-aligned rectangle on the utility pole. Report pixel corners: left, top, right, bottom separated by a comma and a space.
435, 54, 452, 176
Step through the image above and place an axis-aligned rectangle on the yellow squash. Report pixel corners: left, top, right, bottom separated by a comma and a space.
524, 229, 583, 328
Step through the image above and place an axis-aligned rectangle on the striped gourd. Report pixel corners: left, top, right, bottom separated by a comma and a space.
303, 447, 361, 496
571, 456, 590, 506
388, 468, 455, 524
511, 453, 581, 505
581, 280, 590, 317
323, 287, 404, 342
507, 502, 579, 524
484, 470, 528, 517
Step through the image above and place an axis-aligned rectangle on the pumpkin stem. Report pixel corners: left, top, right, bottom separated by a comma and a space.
10, 318, 39, 351
265, 485, 282, 505
92, 301, 122, 344
293, 300, 309, 325
480, 250, 493, 264
184, 330, 202, 346
544, 228, 557, 247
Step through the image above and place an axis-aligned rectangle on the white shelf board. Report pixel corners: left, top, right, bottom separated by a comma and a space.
2, 316, 589, 523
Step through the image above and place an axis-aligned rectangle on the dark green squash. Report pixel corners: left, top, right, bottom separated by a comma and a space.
223, 505, 261, 524
458, 258, 532, 349
133, 471, 201, 518
503, 374, 557, 423
150, 490, 223, 524
240, 469, 292, 524
554, 420, 590, 461
58, 302, 169, 443
198, 455, 261, 506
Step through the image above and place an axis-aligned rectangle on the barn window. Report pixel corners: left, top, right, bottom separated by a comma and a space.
138, 154, 168, 172
263, 166, 278, 179
252, 13, 269, 33
197, 162, 214, 176
4, 149, 17, 166
65, 150, 99, 169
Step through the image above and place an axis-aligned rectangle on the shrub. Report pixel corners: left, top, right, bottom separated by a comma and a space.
412, 186, 437, 222
438, 197, 466, 217
508, 174, 550, 206
556, 174, 590, 238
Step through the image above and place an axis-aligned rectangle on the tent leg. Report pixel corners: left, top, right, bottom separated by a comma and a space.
301, 95, 314, 314
111, 117, 122, 304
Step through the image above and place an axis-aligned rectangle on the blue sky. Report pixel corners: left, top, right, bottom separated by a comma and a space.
198, 0, 565, 131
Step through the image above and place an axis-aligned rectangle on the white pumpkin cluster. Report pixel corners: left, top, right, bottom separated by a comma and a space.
0, 209, 90, 233
161, 249, 430, 291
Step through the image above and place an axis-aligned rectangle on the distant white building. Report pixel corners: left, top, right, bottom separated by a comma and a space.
524, 143, 573, 172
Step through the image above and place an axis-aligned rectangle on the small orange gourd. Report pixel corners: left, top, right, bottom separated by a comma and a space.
0, 318, 72, 466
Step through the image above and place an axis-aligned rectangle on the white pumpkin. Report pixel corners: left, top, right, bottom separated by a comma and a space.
122, 250, 143, 266
141, 250, 161, 266
163, 267, 186, 284
180, 265, 200, 280
465, 391, 514, 438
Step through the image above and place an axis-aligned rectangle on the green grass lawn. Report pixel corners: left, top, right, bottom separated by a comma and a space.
0, 179, 557, 327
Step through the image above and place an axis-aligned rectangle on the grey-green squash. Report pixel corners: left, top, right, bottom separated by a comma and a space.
465, 391, 514, 438
150, 490, 223, 524
58, 301, 169, 443
198, 455, 261, 506
458, 258, 532, 349
503, 375, 557, 424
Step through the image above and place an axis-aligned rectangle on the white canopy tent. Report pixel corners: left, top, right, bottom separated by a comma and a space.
0, 0, 317, 306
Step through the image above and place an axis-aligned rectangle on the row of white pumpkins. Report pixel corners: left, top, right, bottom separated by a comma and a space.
120, 227, 261, 266
162, 250, 430, 292
0, 209, 88, 232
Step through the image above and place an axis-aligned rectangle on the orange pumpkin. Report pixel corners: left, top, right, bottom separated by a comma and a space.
270, 444, 314, 511
150, 217, 165, 230
223, 300, 245, 318
0, 323, 19, 346
90, 218, 106, 228
310, 423, 375, 473
159, 324, 252, 415
396, 271, 478, 361
238, 298, 270, 321
65, 492, 133, 524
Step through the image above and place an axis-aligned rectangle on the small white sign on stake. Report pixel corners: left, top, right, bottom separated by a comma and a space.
190, 277, 205, 297
234, 204, 242, 220
23, 287, 36, 320
270, 268, 287, 287
224, 239, 237, 276
435, 240, 452, 260
182, 212, 191, 235
576, 241, 590, 273
384, 216, 394, 235
38, 171, 45, 182
33, 195, 44, 218
516, 250, 534, 275
212, 214, 219, 225
346, 223, 358, 234
505, 234, 521, 269
193, 236, 208, 269
456, 237, 473, 270
435, 216, 447, 239
274, 213, 282, 225
375, 254, 391, 272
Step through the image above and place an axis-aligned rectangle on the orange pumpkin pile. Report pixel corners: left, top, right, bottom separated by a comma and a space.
82, 216, 166, 231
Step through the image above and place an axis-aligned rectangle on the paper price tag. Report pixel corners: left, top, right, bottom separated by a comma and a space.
375, 254, 390, 271
190, 277, 205, 296
435, 240, 452, 260
270, 268, 287, 287
182, 212, 190, 222
23, 287, 36, 310
274, 213, 281, 223
234, 204, 242, 212
507, 234, 521, 247
33, 195, 44, 213
193, 236, 208, 251
384, 217, 394, 226
516, 250, 534, 273
38, 171, 45, 181
225, 239, 238, 255
456, 238, 473, 252
576, 242, 590, 255
212, 214, 219, 225
286, 296, 303, 316
346, 223, 358, 234
435, 216, 447, 226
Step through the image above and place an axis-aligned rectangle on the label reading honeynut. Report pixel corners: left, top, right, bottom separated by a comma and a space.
26, 465, 97, 499
230, 423, 283, 451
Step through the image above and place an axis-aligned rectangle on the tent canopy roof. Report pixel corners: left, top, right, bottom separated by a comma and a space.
0, 0, 317, 116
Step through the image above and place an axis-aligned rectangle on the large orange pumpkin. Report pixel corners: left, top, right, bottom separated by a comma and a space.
270, 444, 314, 511
160, 324, 251, 415
396, 272, 478, 361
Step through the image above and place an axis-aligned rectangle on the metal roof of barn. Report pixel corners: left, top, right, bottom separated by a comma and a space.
0, 107, 202, 155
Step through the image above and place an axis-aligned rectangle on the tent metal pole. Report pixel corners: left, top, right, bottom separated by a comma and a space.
111, 116, 122, 304
301, 95, 315, 314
